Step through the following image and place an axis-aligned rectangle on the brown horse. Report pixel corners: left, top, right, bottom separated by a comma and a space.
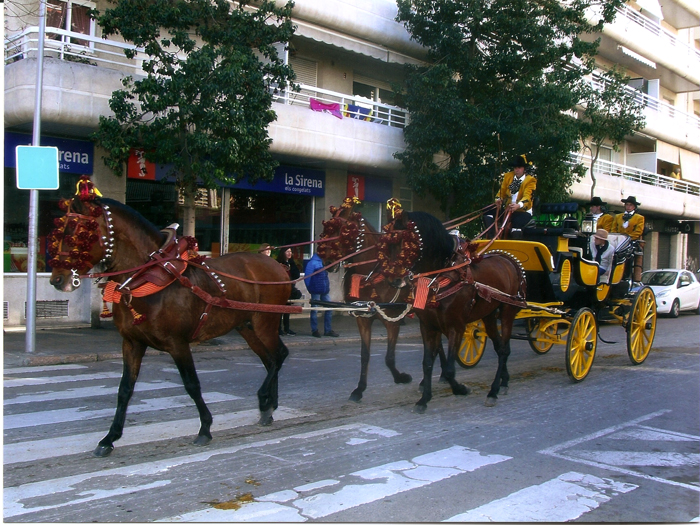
378, 208, 526, 412
317, 198, 447, 402
48, 185, 293, 457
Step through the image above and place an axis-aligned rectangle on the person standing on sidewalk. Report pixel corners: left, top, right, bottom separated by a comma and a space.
277, 247, 300, 336
304, 252, 339, 338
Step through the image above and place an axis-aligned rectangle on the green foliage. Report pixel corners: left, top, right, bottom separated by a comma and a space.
395, 0, 626, 218
577, 66, 646, 197
90, 0, 296, 193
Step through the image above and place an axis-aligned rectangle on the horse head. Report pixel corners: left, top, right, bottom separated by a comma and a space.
317, 196, 368, 272
377, 202, 455, 287
48, 178, 114, 292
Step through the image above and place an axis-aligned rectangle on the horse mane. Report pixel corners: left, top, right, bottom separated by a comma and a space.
406, 211, 454, 272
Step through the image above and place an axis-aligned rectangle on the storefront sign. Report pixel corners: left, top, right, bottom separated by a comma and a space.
231, 166, 325, 196
347, 174, 365, 199
4, 132, 93, 174
127, 149, 156, 179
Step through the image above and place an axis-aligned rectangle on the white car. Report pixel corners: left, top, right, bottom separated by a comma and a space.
638, 269, 700, 317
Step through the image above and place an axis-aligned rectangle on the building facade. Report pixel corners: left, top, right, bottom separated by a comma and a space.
3, 0, 700, 328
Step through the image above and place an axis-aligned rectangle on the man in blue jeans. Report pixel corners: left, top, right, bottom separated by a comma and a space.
304, 252, 339, 337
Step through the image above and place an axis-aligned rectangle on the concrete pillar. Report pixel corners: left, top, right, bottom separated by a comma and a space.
643, 231, 659, 271
669, 233, 686, 269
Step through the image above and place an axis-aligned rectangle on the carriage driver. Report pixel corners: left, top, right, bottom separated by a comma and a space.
483, 154, 537, 238
612, 196, 644, 241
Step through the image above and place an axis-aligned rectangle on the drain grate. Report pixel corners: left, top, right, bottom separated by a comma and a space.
25, 300, 70, 318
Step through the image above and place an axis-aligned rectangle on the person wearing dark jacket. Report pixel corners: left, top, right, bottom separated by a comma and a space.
304, 252, 338, 337
276, 248, 300, 336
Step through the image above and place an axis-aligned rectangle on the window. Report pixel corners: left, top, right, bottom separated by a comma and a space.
46, 0, 95, 48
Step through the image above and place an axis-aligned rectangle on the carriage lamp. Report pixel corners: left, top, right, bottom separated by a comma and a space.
581, 213, 595, 233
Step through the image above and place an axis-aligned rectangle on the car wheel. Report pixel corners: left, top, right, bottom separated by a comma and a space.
669, 299, 680, 318
694, 300, 700, 315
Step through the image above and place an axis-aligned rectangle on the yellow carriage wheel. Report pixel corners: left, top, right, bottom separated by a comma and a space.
565, 308, 597, 382
457, 320, 487, 369
627, 286, 657, 365
526, 318, 561, 354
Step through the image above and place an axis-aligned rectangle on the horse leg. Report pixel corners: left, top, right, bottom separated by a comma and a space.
349, 317, 374, 403
383, 319, 412, 384
495, 305, 518, 396
437, 341, 448, 383
170, 345, 214, 446
94, 338, 147, 457
482, 312, 508, 407
237, 316, 288, 426
414, 327, 441, 414
444, 328, 471, 396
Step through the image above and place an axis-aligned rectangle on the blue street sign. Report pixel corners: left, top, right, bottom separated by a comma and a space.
16, 145, 60, 190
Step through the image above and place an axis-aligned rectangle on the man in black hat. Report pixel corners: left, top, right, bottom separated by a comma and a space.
586, 196, 614, 232
484, 154, 537, 237
612, 196, 644, 240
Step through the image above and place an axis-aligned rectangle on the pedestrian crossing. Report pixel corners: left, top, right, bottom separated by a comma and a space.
3, 362, 698, 522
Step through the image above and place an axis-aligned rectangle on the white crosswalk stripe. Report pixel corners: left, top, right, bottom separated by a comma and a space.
3, 381, 183, 405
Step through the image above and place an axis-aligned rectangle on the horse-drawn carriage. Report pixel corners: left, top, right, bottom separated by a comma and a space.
456, 202, 657, 382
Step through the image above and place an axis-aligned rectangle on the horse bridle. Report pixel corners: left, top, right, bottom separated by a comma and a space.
48, 199, 115, 288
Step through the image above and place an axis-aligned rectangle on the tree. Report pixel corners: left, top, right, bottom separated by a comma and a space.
91, 0, 296, 235
395, 0, 626, 220
577, 66, 646, 199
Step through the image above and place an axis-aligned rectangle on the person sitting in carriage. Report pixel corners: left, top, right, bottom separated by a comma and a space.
586, 196, 614, 232
589, 229, 615, 284
612, 196, 645, 241
483, 154, 537, 238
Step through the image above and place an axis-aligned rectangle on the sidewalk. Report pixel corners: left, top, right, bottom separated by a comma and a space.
2, 313, 423, 369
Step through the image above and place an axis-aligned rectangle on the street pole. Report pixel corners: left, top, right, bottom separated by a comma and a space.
26, 0, 48, 353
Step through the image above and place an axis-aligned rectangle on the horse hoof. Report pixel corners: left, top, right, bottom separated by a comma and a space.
258, 409, 274, 426
395, 373, 412, 384
93, 445, 114, 458
454, 384, 470, 396
193, 434, 212, 447
500, 386, 509, 395
413, 404, 427, 414
349, 392, 363, 403
484, 396, 498, 407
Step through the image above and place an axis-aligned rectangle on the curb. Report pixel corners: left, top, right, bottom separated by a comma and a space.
7, 332, 424, 368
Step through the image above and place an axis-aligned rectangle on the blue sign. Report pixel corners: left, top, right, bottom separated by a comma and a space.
16, 146, 60, 190
156, 164, 326, 196
4, 132, 94, 175
232, 166, 325, 196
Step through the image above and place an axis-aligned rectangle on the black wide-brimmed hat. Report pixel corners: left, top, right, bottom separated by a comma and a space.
621, 195, 641, 207
587, 196, 607, 207
511, 154, 529, 168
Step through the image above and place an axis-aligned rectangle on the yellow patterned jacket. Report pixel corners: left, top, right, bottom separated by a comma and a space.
497, 172, 537, 212
596, 213, 614, 232
612, 212, 644, 240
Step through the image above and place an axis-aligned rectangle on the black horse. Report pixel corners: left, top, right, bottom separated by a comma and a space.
49, 180, 294, 457
378, 207, 525, 411
317, 198, 448, 402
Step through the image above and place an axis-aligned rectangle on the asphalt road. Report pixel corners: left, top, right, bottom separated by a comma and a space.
3, 314, 699, 522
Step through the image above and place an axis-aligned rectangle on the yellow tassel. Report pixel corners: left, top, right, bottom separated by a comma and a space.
129, 305, 146, 325
100, 301, 113, 318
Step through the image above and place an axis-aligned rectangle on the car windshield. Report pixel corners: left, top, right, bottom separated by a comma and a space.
641, 271, 677, 286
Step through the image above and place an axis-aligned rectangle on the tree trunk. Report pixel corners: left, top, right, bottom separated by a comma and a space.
183, 190, 196, 237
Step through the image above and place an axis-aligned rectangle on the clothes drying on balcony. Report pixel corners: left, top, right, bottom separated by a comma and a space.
343, 104, 372, 121
309, 98, 343, 119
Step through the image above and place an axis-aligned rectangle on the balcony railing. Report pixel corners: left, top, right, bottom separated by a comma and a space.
572, 153, 700, 196
273, 84, 407, 128
4, 26, 145, 72
591, 75, 700, 132
614, 4, 700, 63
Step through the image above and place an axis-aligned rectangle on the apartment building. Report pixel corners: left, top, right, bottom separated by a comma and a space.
3, 0, 700, 327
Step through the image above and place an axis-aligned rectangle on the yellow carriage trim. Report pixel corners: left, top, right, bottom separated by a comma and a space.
573, 252, 599, 287
596, 284, 610, 302
560, 258, 571, 292
610, 261, 625, 285
472, 240, 554, 272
